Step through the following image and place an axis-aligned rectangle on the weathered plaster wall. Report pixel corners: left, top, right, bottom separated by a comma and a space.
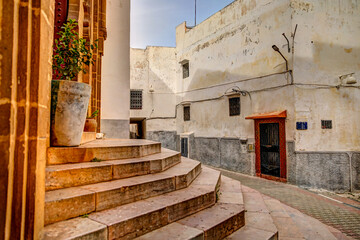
291, 0, 360, 151
101, 0, 130, 138
174, 0, 295, 141
130, 0, 360, 191
130, 47, 177, 131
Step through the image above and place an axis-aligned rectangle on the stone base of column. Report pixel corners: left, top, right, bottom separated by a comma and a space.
101, 119, 129, 139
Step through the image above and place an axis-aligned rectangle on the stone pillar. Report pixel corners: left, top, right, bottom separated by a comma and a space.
101, 0, 130, 139
0, 0, 55, 239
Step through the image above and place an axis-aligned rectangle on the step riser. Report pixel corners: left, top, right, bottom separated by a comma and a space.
45, 162, 200, 224
167, 191, 215, 223
175, 164, 202, 189
45, 193, 95, 225
46, 165, 113, 191
149, 154, 181, 174
102, 191, 216, 240
108, 208, 169, 240
45, 153, 181, 191
47, 144, 161, 165
204, 211, 245, 240
113, 154, 181, 179
95, 177, 177, 211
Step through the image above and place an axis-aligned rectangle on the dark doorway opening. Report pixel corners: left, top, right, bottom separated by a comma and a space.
130, 118, 146, 139
181, 138, 188, 157
260, 123, 280, 178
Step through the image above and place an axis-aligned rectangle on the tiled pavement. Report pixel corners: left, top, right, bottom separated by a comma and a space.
212, 167, 360, 240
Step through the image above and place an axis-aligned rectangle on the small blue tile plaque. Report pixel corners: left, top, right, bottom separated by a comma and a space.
296, 122, 308, 130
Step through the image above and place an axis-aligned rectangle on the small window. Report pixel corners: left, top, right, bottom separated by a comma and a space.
182, 62, 189, 79
229, 97, 240, 116
184, 106, 190, 121
321, 120, 332, 129
130, 90, 142, 110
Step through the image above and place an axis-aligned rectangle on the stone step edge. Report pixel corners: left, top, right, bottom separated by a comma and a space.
42, 185, 216, 240
47, 140, 162, 165
45, 159, 202, 225
262, 195, 304, 239
43, 168, 221, 239
88, 181, 220, 239
45, 151, 182, 191
135, 174, 244, 240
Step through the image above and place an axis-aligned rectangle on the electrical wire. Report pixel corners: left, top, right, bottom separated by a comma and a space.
146, 72, 359, 120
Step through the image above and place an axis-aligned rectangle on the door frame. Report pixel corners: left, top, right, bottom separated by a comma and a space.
254, 118, 287, 182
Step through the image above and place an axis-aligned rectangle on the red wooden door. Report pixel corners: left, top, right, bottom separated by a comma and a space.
254, 118, 287, 182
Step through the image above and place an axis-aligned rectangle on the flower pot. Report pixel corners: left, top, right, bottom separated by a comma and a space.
51, 80, 91, 146
84, 118, 97, 132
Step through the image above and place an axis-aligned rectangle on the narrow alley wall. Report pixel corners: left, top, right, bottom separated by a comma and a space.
130, 0, 360, 192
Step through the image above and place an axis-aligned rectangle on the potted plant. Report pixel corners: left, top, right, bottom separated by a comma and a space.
84, 110, 99, 132
51, 19, 98, 146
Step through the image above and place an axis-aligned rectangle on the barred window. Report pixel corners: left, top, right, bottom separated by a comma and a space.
229, 97, 240, 116
130, 90, 142, 110
184, 106, 190, 121
182, 62, 189, 79
321, 120, 332, 129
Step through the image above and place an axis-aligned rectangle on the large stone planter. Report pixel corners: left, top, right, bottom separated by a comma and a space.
51, 80, 91, 146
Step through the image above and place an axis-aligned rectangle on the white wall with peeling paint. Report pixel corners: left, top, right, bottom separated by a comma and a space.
130, 0, 360, 151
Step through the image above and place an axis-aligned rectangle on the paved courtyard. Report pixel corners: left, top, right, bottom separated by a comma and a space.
213, 167, 360, 240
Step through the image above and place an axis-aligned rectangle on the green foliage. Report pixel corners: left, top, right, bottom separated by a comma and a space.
53, 19, 98, 80
80, 213, 89, 218
89, 109, 99, 119
91, 157, 102, 162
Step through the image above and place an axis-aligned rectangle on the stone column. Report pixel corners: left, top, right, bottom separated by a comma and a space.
0, 0, 55, 239
101, 0, 130, 139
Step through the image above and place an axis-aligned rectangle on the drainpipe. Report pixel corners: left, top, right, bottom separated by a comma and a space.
347, 152, 353, 192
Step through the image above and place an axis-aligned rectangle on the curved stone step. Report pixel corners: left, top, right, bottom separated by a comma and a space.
43, 167, 221, 240
47, 139, 161, 165
45, 149, 181, 191
263, 195, 340, 240
45, 158, 201, 225
136, 176, 245, 240
225, 185, 278, 240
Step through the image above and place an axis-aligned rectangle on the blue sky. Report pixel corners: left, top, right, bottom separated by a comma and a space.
131, 0, 235, 49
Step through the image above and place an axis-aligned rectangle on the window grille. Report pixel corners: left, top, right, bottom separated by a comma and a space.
184, 106, 190, 121
229, 97, 240, 116
130, 90, 142, 110
182, 62, 189, 79
321, 120, 332, 129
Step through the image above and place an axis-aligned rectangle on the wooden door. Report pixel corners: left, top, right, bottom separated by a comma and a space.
255, 118, 287, 182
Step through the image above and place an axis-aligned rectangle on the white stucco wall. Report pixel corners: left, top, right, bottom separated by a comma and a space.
291, 0, 360, 151
130, 47, 177, 131
101, 0, 130, 138
174, 0, 295, 141
130, 0, 360, 151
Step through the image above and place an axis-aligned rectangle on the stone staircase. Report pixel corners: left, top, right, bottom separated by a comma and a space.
42, 139, 349, 240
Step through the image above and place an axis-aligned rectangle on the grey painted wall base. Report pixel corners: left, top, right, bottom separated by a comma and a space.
101, 119, 129, 139
147, 131, 177, 151
145, 131, 359, 192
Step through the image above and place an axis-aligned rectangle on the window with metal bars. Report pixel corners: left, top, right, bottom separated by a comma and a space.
184, 106, 190, 121
182, 62, 189, 79
229, 97, 240, 116
130, 90, 142, 110
321, 120, 332, 129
